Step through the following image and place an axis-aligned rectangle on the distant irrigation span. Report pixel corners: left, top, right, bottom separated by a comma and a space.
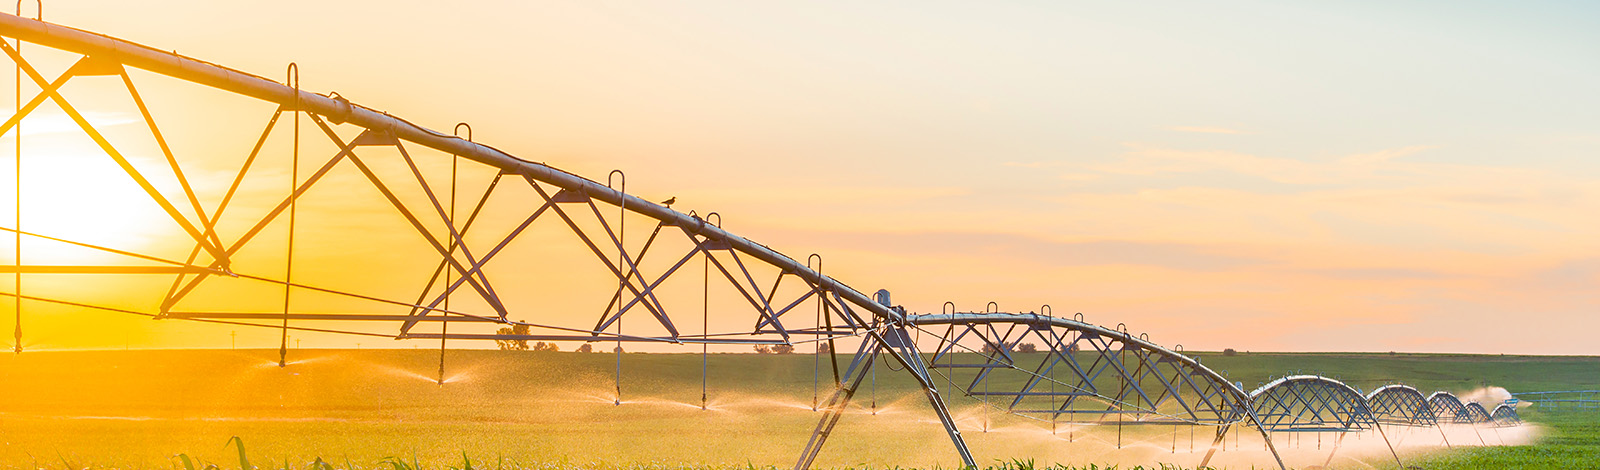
0, 12, 1519, 470
1512, 391, 1600, 411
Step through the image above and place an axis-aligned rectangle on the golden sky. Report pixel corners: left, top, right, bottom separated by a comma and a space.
1, 1, 1597, 354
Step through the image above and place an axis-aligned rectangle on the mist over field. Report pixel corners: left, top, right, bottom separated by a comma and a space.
0, 349, 1590, 469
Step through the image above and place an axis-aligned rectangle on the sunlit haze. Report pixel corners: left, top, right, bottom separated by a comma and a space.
4, 1, 1597, 354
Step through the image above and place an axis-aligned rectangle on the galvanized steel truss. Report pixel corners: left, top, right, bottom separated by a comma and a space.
0, 13, 1520, 470
1461, 402, 1493, 424
1490, 404, 1521, 427
1365, 385, 1437, 427
0, 14, 967, 469
1429, 391, 1470, 424
908, 312, 1248, 426
1249, 375, 1379, 433
1513, 390, 1600, 410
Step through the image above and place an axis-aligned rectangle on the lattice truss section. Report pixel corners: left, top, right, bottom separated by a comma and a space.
1490, 404, 1521, 427
1428, 392, 1469, 424
1461, 402, 1492, 424
905, 311, 1250, 426
1248, 376, 1378, 432
1364, 385, 1437, 427
0, 28, 880, 351
0, 18, 979, 469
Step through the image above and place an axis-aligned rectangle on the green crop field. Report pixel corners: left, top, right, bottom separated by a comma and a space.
0, 349, 1594, 469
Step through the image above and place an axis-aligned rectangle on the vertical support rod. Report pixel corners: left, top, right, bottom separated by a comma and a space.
810, 254, 822, 412
278, 63, 298, 368
700, 242, 708, 410
9, 1, 31, 354
609, 169, 624, 405
438, 123, 468, 385
8, 2, 18, 355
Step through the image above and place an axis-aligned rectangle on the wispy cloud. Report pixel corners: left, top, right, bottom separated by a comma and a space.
1093, 143, 1459, 186
791, 230, 1270, 272
1170, 126, 1250, 135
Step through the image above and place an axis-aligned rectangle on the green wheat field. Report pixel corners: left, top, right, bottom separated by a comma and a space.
0, 349, 1594, 469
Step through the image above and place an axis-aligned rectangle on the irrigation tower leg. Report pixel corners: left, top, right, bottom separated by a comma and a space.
1198, 424, 1230, 468
876, 325, 976, 469
1244, 406, 1288, 470
793, 325, 976, 470
794, 339, 880, 470
1322, 432, 1348, 468
1375, 423, 1403, 468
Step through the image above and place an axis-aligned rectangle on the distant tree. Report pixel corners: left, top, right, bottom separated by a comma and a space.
1017, 343, 1038, 353
983, 341, 1029, 355
1222, 348, 1237, 356
817, 342, 832, 355
576, 343, 593, 353
495, 324, 530, 350
754, 345, 773, 354
532, 341, 559, 352
772, 344, 795, 354
612, 346, 624, 353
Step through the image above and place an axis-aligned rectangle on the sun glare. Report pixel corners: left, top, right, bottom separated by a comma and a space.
0, 149, 168, 264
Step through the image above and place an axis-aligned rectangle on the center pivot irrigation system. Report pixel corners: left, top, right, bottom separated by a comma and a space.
0, 12, 1518, 470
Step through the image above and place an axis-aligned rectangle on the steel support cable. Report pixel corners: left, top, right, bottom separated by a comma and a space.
392, 140, 503, 309
0, 226, 224, 274
160, 109, 282, 313
593, 219, 675, 336
402, 171, 502, 327
303, 119, 509, 320
386, 142, 505, 319
0, 290, 394, 339
0, 42, 227, 266
0, 220, 525, 323
120, 70, 222, 257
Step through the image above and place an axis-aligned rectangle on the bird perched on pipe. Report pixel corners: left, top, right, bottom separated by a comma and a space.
660, 197, 676, 208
